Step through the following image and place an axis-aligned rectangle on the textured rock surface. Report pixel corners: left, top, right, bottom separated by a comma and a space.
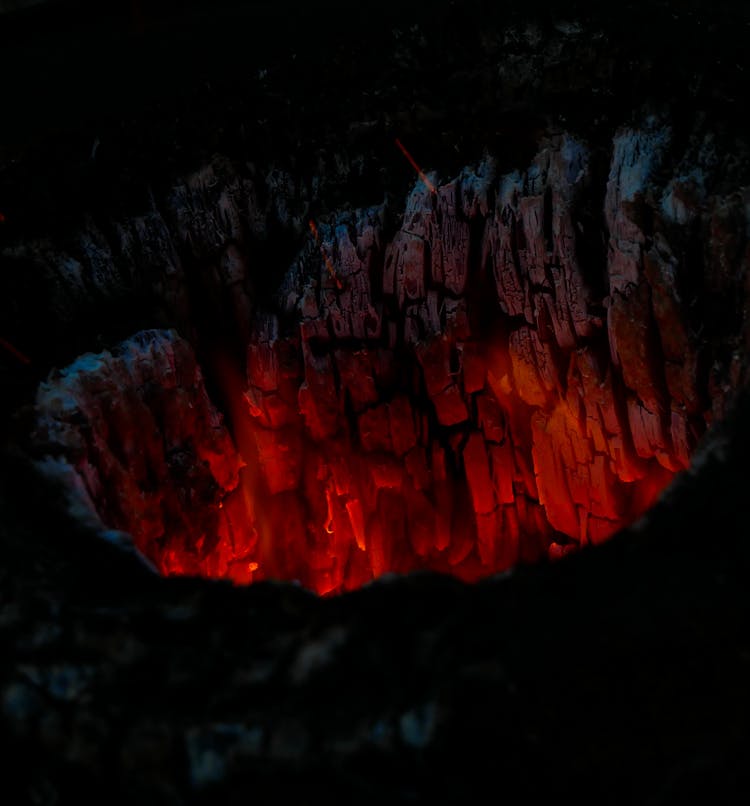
236, 127, 749, 593
0, 156, 304, 359
22, 117, 750, 595
32, 330, 245, 576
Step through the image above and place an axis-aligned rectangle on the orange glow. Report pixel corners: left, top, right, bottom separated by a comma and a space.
395, 138, 437, 194
136, 330, 678, 597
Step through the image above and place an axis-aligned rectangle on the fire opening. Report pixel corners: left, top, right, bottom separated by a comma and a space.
33, 322, 679, 597
30, 131, 729, 597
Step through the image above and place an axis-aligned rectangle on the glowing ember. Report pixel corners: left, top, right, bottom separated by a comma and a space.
395, 138, 437, 195
155, 335, 676, 597
33, 134, 710, 597
33, 325, 679, 597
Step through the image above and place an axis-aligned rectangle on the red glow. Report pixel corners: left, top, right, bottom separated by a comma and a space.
137, 332, 677, 597
395, 138, 437, 195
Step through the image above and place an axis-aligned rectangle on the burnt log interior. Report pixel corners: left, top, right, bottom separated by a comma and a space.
2, 1, 750, 803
